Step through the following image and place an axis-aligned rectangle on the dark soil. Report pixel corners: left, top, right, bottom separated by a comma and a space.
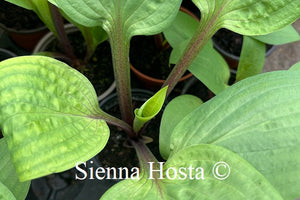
0, 129, 2, 139
97, 90, 164, 177
0, 1, 44, 30
182, 77, 213, 102
45, 30, 114, 97
129, 35, 173, 80
213, 28, 273, 57
29, 168, 85, 200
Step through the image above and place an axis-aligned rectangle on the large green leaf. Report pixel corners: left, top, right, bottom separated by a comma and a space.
0, 139, 30, 200
252, 25, 300, 45
192, 0, 300, 36
169, 70, 300, 199
49, 0, 182, 40
0, 56, 110, 181
236, 36, 266, 82
160, 95, 202, 160
101, 144, 283, 200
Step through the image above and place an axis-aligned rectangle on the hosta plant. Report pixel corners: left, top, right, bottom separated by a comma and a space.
1, 0, 300, 199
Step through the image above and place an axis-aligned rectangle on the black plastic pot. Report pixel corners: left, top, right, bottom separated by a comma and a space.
212, 29, 276, 69
0, 48, 17, 61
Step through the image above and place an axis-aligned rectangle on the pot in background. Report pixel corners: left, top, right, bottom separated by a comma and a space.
0, 1, 48, 52
129, 7, 196, 91
0, 48, 17, 61
33, 24, 116, 102
212, 29, 276, 69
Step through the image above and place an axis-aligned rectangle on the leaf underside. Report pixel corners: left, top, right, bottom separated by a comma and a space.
0, 56, 109, 181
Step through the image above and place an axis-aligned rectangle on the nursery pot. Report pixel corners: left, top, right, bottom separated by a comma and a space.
129, 7, 196, 90
0, 48, 17, 61
212, 29, 276, 69
0, 1, 48, 52
33, 24, 116, 102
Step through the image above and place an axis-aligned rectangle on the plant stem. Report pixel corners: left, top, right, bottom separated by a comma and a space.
109, 33, 133, 127
99, 112, 134, 138
130, 138, 164, 197
48, 3, 78, 65
163, 20, 217, 96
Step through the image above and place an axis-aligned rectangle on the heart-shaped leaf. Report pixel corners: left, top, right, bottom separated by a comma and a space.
49, 0, 182, 40
160, 95, 202, 160
193, 0, 300, 36
0, 56, 110, 181
0, 139, 30, 199
170, 70, 300, 199
101, 144, 283, 200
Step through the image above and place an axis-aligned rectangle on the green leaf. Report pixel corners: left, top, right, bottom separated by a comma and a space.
4, 0, 32, 10
236, 36, 266, 82
170, 40, 230, 94
6, 0, 58, 37
0, 56, 110, 181
170, 70, 300, 199
49, 0, 182, 40
252, 25, 300, 45
160, 95, 202, 160
192, 0, 300, 36
0, 139, 30, 200
101, 144, 283, 200
0, 182, 15, 200
163, 10, 199, 48
133, 86, 168, 133
290, 62, 300, 70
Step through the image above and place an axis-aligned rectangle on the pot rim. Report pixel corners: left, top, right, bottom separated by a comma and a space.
129, 6, 197, 86
0, 48, 17, 58
0, 22, 47, 34
212, 35, 276, 61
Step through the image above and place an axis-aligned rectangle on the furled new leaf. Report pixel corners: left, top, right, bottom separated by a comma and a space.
252, 25, 300, 45
0, 56, 110, 181
170, 70, 300, 199
133, 86, 168, 133
49, 0, 182, 40
0, 139, 30, 200
192, 0, 300, 36
160, 95, 202, 159
101, 144, 283, 200
236, 36, 266, 82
